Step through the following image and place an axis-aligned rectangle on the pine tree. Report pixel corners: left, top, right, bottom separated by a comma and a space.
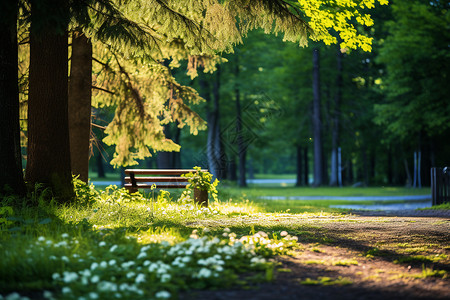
0, 0, 26, 196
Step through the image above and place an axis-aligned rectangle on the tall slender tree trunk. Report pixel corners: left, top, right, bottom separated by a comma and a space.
304, 146, 309, 186
0, 0, 25, 195
96, 153, 105, 178
296, 145, 303, 186
211, 67, 226, 179
330, 45, 343, 186
69, 31, 92, 182
312, 48, 323, 187
26, 0, 73, 201
235, 55, 246, 187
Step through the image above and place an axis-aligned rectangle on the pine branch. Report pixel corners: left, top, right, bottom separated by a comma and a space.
92, 85, 115, 95
111, 52, 146, 120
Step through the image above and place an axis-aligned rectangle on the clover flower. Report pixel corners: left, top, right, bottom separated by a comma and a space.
135, 274, 146, 284
195, 267, 212, 278
280, 231, 288, 237
98, 281, 118, 292
62, 271, 78, 283
155, 291, 171, 299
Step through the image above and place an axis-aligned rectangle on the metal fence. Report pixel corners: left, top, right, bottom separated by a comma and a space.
431, 167, 450, 206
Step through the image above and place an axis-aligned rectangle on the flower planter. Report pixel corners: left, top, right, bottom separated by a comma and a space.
194, 188, 208, 207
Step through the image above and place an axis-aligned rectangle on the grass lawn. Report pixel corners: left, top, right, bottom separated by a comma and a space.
0, 178, 445, 300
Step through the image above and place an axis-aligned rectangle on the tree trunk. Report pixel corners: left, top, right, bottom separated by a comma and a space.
312, 48, 323, 187
96, 153, 105, 178
403, 158, 412, 187
227, 158, 237, 181
295, 146, 303, 186
330, 44, 343, 186
0, 0, 26, 195
235, 56, 247, 187
26, 0, 73, 201
304, 146, 309, 186
208, 66, 227, 179
69, 31, 92, 183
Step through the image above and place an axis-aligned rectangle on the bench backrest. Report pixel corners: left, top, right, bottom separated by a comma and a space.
124, 169, 207, 189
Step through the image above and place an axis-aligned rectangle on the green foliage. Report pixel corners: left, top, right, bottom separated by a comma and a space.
374, 0, 450, 141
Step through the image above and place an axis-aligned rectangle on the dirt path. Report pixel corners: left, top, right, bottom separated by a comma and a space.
183, 211, 450, 300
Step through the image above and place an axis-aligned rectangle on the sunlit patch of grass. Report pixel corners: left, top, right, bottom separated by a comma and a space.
300, 276, 353, 286
394, 254, 448, 265
419, 202, 450, 210
332, 259, 359, 266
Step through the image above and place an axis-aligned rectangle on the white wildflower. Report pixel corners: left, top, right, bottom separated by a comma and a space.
91, 275, 100, 283
100, 261, 108, 268
62, 287, 71, 294
5, 292, 21, 300
109, 259, 117, 266
223, 228, 230, 233
196, 268, 212, 278
155, 291, 171, 299
61, 233, 69, 239
109, 245, 118, 252
126, 272, 136, 279
38, 236, 46, 242
42, 291, 53, 299
280, 231, 288, 237
90, 262, 99, 270
99, 241, 106, 247
137, 252, 147, 260
98, 281, 117, 292
135, 274, 146, 284
52, 273, 61, 281
88, 292, 99, 299
160, 274, 171, 283
63, 271, 78, 283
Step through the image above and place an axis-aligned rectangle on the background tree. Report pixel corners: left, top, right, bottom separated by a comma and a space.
0, 0, 26, 195
25, 0, 73, 201
375, 0, 450, 184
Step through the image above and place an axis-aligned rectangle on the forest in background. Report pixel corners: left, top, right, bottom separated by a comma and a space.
89, 0, 450, 188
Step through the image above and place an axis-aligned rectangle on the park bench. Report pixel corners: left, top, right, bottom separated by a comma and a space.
124, 169, 209, 206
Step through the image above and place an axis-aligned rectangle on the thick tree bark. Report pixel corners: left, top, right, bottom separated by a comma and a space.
330, 45, 343, 186
0, 0, 26, 195
312, 48, 323, 187
69, 31, 92, 182
26, 0, 73, 201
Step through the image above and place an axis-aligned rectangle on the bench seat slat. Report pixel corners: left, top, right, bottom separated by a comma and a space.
124, 183, 188, 189
124, 169, 206, 175
124, 176, 188, 183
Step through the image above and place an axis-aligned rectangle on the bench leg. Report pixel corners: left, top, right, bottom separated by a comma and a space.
194, 188, 208, 207
127, 187, 138, 194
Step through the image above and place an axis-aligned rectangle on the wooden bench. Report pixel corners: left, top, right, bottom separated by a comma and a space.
124, 169, 209, 206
